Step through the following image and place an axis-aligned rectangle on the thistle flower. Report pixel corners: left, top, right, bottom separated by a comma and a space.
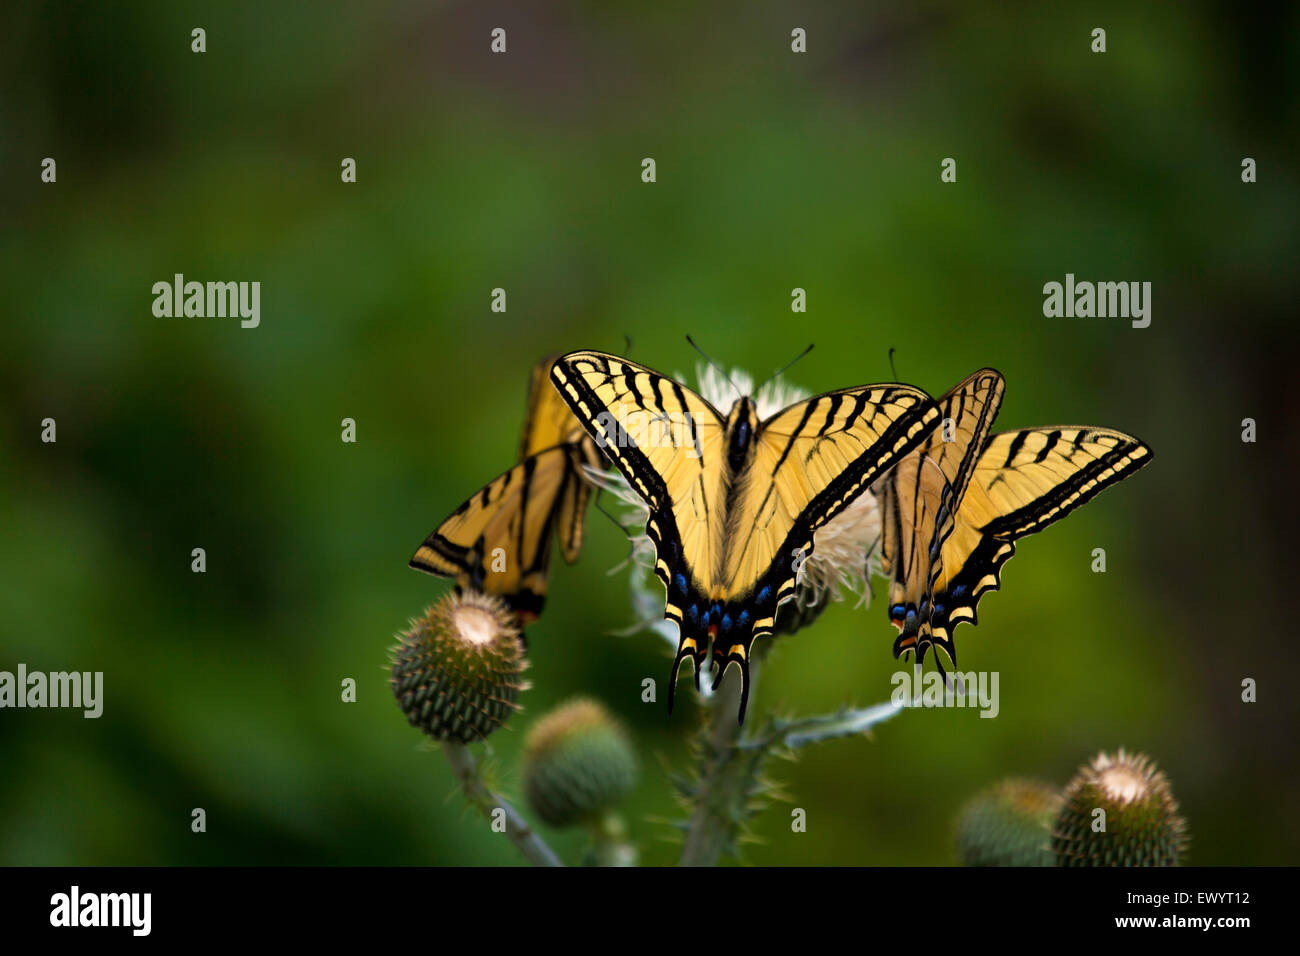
957, 778, 1061, 867
522, 697, 638, 829
778, 490, 882, 635
1052, 749, 1188, 866
390, 590, 529, 743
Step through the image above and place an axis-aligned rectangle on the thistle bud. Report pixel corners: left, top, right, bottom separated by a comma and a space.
522, 698, 638, 829
957, 778, 1060, 866
1052, 749, 1188, 866
391, 590, 528, 743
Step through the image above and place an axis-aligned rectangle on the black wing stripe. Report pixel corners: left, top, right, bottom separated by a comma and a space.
671, 380, 703, 459
770, 397, 821, 476
842, 390, 870, 432
1002, 430, 1029, 468
815, 393, 843, 438
1033, 429, 1062, 464
515, 452, 537, 564
624, 367, 644, 407
651, 374, 667, 418
412, 532, 470, 566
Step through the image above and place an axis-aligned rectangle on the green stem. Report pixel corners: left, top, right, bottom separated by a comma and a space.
678, 660, 761, 867
441, 741, 564, 867
740, 700, 904, 751
675, 658, 904, 865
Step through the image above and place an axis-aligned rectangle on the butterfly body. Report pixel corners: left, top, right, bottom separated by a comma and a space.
725, 398, 758, 473
551, 350, 942, 721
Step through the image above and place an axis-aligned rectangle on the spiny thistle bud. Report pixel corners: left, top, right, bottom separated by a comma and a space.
956, 779, 1061, 867
390, 590, 528, 744
523, 698, 638, 829
1052, 749, 1188, 867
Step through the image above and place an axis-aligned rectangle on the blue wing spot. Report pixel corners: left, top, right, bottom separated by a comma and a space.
756, 586, 773, 604
934, 603, 945, 616
674, 573, 688, 594
890, 604, 906, 618
721, 614, 733, 632
687, 604, 699, 622
905, 609, 918, 623
737, 610, 750, 627
952, 584, 968, 597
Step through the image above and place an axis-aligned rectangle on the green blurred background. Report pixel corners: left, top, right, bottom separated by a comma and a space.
2, 1, 1297, 866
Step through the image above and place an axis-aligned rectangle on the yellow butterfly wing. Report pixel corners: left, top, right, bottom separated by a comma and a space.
921, 425, 1153, 665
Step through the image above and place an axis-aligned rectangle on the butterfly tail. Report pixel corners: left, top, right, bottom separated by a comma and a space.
666, 636, 706, 715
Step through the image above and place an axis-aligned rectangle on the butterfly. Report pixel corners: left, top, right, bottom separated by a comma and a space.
874, 368, 1153, 668
550, 350, 942, 721
410, 356, 603, 624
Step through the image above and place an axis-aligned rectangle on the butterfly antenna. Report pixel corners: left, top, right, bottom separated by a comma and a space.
755, 342, 815, 393
685, 334, 742, 396
888, 346, 900, 381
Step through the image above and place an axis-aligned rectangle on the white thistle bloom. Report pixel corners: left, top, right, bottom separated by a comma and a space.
583, 363, 883, 651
